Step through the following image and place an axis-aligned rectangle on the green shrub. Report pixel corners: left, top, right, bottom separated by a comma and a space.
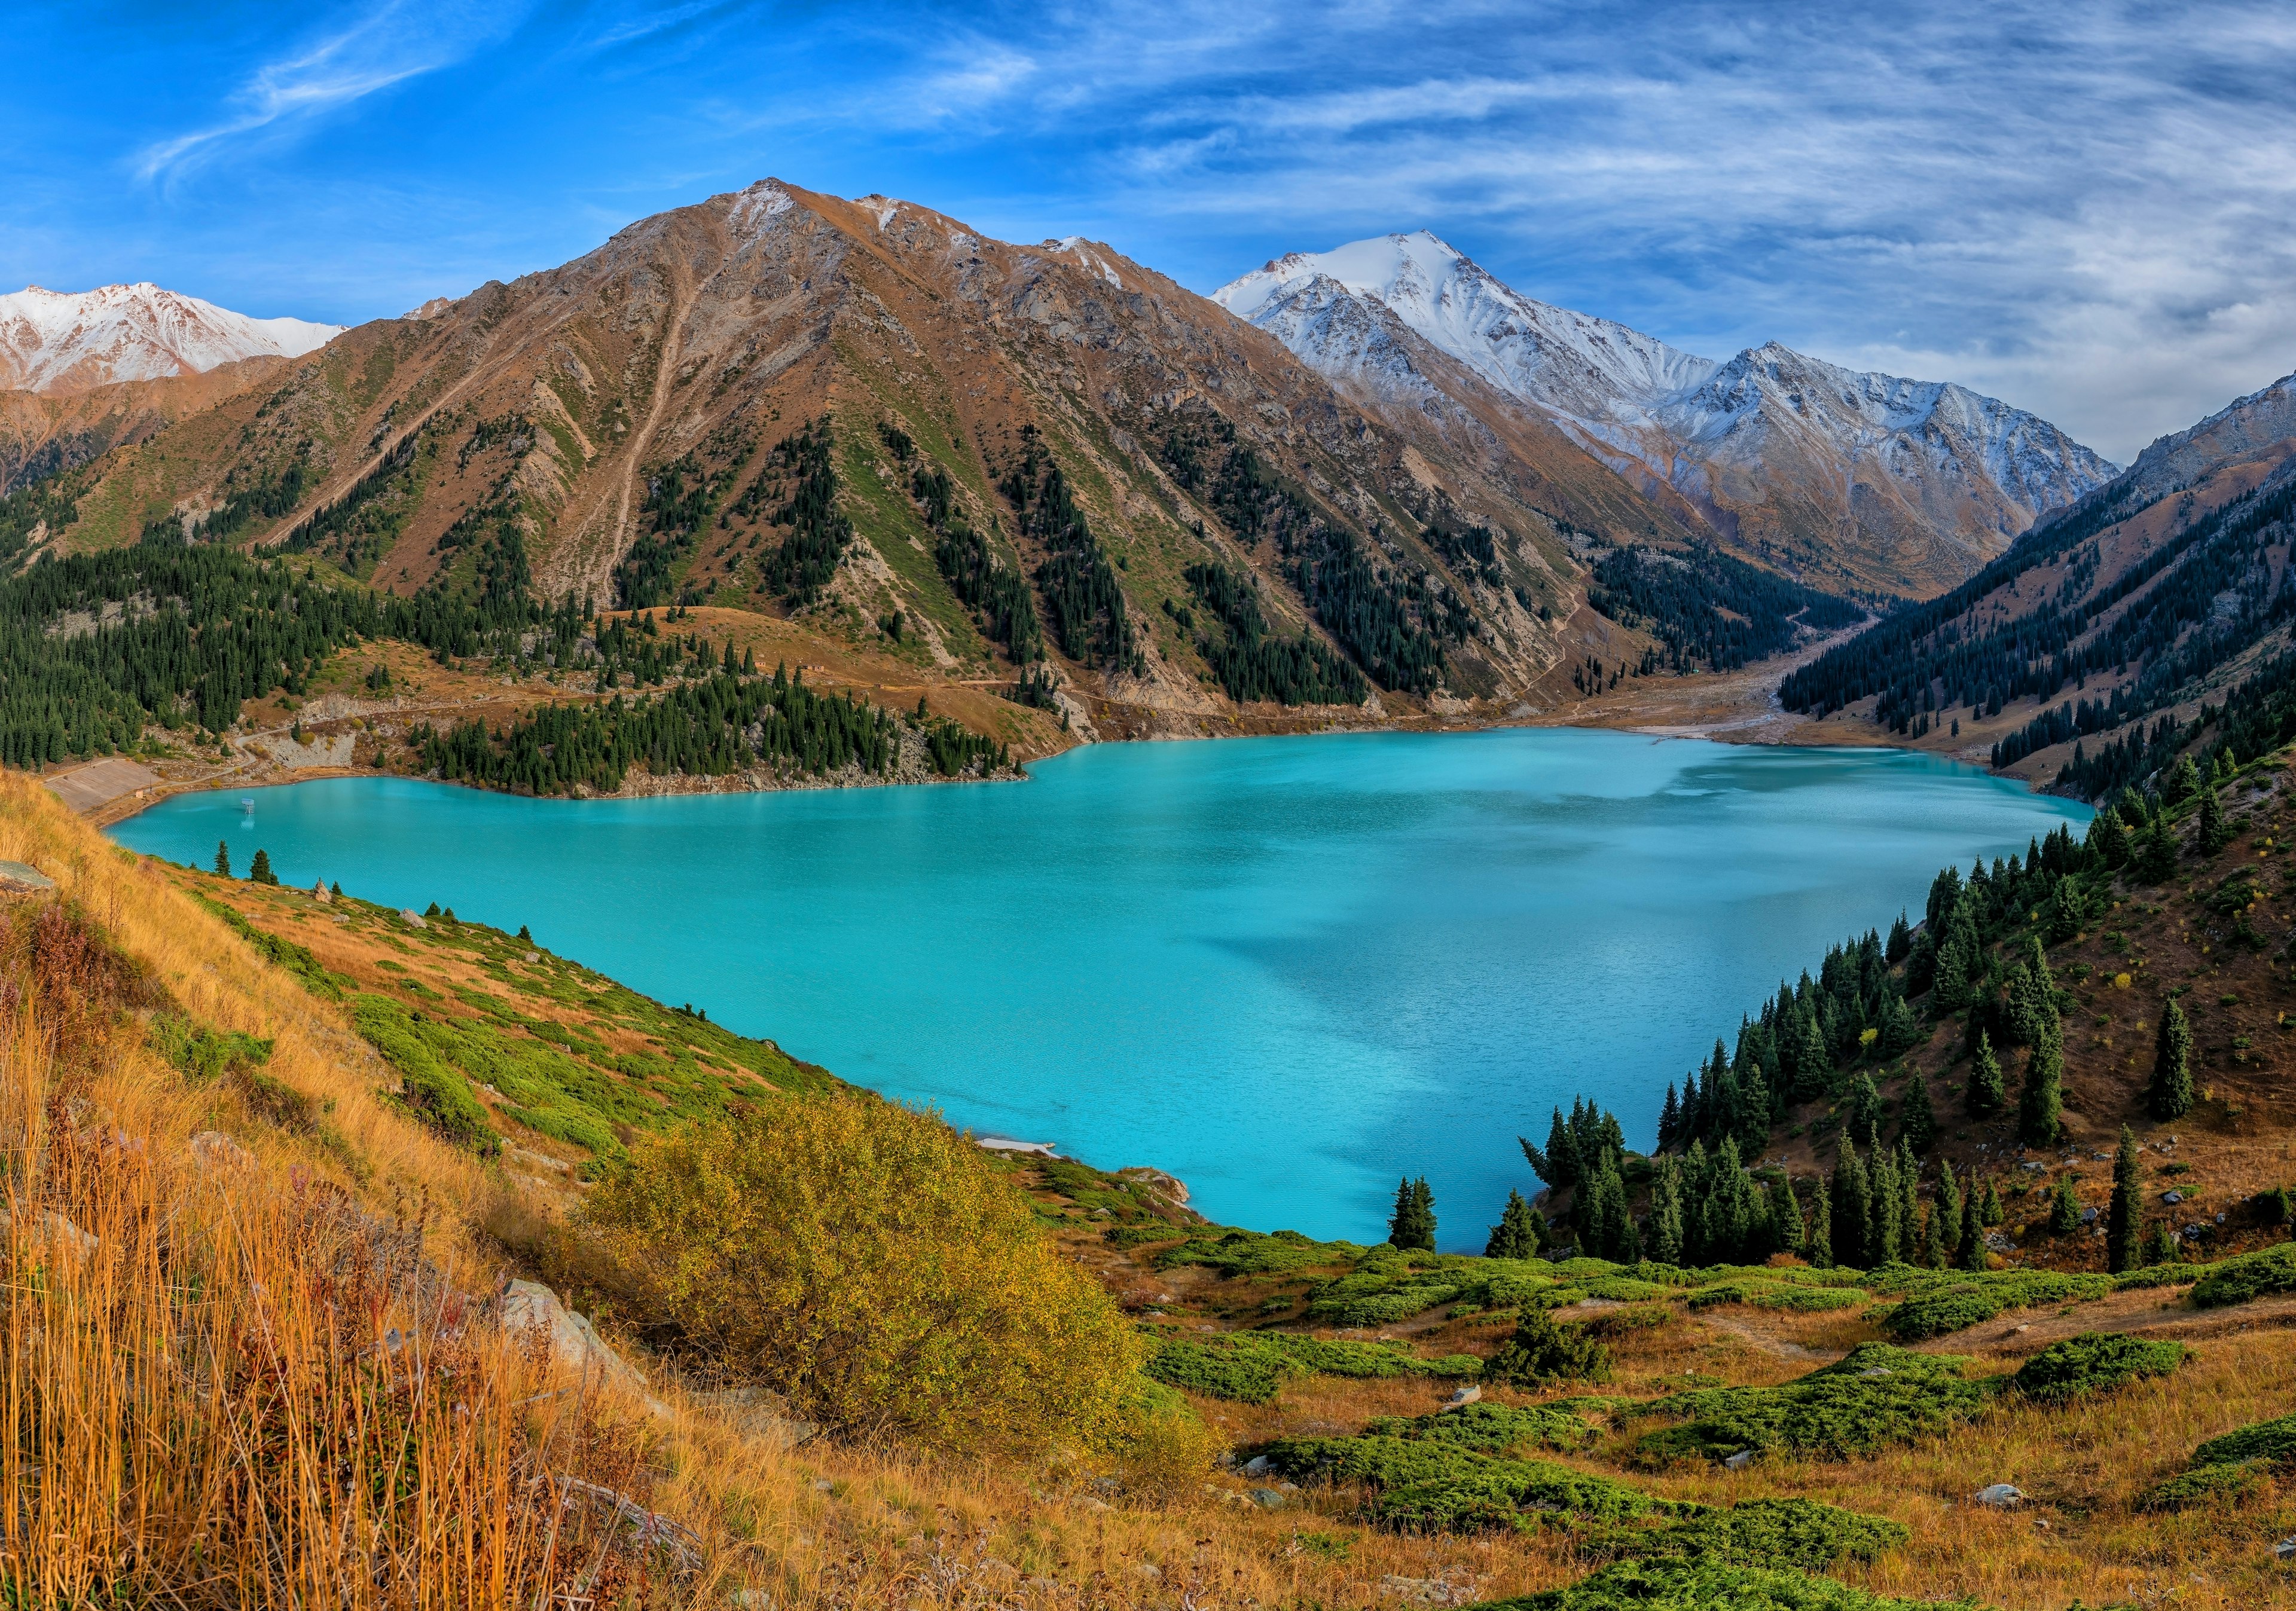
2112, 1262, 2201, 1291
1157, 1227, 1358, 1274
1141, 1331, 1476, 1404
148, 1011, 273, 1083
1689, 1280, 1863, 1313
578, 1093, 1140, 1454
1484, 1307, 1613, 1386
2191, 1242, 2296, 1307
1268, 1434, 1659, 1530
1879, 1271, 2114, 1340
2010, 1332, 2187, 1402
352, 994, 498, 1156
2191, 1409, 2296, 1469
1363, 1402, 1598, 1455
1582, 1497, 1909, 1572
1629, 1344, 1998, 1463
194, 894, 345, 1000
1469, 1557, 1965, 1610
2139, 1459, 2269, 1511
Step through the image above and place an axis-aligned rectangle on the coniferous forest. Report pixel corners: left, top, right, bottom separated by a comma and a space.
1586, 544, 1866, 671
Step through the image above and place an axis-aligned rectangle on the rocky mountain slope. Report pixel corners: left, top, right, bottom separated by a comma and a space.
0, 356, 291, 494
1218, 233, 2118, 600
0, 283, 339, 393
1774, 366, 2296, 799
33, 182, 1745, 731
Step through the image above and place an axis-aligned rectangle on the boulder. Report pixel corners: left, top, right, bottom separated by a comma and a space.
499, 1279, 667, 1416
188, 1130, 254, 1174
1723, 1450, 1757, 1470
1247, 1487, 1287, 1509
1444, 1384, 1482, 1407
1241, 1454, 1274, 1475
1974, 1484, 2023, 1508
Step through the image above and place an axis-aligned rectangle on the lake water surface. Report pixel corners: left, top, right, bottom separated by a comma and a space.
112, 730, 2087, 1248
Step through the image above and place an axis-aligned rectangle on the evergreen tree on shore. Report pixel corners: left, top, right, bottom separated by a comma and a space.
2149, 998, 2194, 1120
1388, 1176, 1436, 1251
1485, 1190, 1540, 1259
249, 848, 277, 886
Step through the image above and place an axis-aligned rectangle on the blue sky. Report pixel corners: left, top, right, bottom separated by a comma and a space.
4, 1, 2293, 463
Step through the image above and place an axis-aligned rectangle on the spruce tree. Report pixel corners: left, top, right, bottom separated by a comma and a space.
2143, 1220, 2179, 1267
1830, 1135, 1870, 1270
213, 840, 231, 878
1387, 1177, 1420, 1249
1895, 1138, 1921, 1264
1958, 1202, 1987, 1270
330, 881, 343, 898
1980, 1177, 2005, 1227
2166, 753, 2202, 805
1768, 1175, 1805, 1257
1794, 1013, 1832, 1101
2133, 818, 2180, 884
2197, 785, 2233, 855
2018, 1025, 2065, 1147
1968, 1030, 2007, 1115
2149, 998, 2194, 1120
1886, 911, 1912, 964
1936, 1160, 1965, 1261
1646, 1161, 1686, 1265
249, 848, 276, 886
1922, 1203, 1948, 1268
1867, 1144, 1902, 1266
2108, 1124, 2143, 1274
2048, 1172, 2082, 1235
1900, 1067, 1937, 1152
1409, 1177, 1436, 1250
1657, 1083, 1681, 1151
1809, 1178, 1834, 1267
1486, 1190, 1540, 1259
1846, 1072, 1884, 1148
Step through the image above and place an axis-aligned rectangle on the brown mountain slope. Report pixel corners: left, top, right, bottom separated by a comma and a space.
0, 356, 290, 496
48, 180, 1709, 726
1766, 369, 2296, 795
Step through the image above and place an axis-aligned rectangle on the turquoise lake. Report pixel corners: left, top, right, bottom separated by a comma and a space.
111, 730, 2087, 1249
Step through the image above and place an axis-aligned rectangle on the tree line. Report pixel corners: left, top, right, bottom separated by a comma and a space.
1586, 544, 1864, 672
1181, 561, 1366, 706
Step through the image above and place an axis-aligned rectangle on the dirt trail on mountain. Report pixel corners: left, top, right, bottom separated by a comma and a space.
587, 266, 699, 603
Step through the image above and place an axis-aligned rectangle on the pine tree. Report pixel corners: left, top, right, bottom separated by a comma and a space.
1657, 1083, 1681, 1152
1768, 1174, 1805, 1257
1895, 1138, 1920, 1264
1958, 1202, 1987, 1270
1878, 993, 1921, 1057
2149, 998, 2194, 1120
2047, 1173, 2080, 1234
518, 924, 533, 943
1809, 1178, 1834, 1268
1885, 911, 1912, 964
2133, 818, 2180, 884
213, 840, 231, 878
1388, 1177, 1421, 1249
1968, 1031, 2007, 1115
248, 848, 276, 886
330, 881, 343, 898
1846, 1072, 1884, 1148
1980, 1177, 2005, 1227
2019, 1025, 2065, 1147
1646, 1161, 1686, 1265
2197, 785, 2233, 855
2142, 1220, 2179, 1267
1936, 1160, 1965, 1262
1793, 1012, 1832, 1101
1867, 1144, 1902, 1266
2089, 806, 2129, 869
1486, 1189, 1541, 1259
1900, 1067, 1937, 1152
1830, 1135, 1870, 1270
2165, 753, 2202, 805
1922, 1203, 1948, 1267
2108, 1124, 2143, 1274
424, 901, 442, 918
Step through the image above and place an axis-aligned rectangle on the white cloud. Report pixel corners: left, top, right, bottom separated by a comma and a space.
133, 1, 532, 182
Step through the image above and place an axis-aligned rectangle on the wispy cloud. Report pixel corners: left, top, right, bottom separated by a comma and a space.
133, 1, 531, 182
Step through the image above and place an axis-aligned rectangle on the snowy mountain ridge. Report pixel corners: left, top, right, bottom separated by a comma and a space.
1216, 233, 2119, 594
0, 283, 342, 395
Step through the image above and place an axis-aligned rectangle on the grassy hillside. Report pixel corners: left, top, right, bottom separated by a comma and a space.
9, 768, 2296, 1607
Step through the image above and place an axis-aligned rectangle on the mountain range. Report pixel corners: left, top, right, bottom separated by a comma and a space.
9, 182, 2288, 766
1216, 231, 2118, 599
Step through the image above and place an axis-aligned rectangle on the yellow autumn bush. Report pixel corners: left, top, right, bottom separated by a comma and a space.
579, 1093, 1141, 1454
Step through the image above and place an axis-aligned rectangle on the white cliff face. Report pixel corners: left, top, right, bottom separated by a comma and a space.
0, 283, 342, 393
1217, 233, 2118, 567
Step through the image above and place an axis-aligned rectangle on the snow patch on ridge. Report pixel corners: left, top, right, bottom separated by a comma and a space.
0, 283, 341, 394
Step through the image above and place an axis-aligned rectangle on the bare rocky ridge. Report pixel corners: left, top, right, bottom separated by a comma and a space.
0, 283, 340, 393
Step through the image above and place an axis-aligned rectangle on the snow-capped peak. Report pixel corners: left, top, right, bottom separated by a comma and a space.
0, 283, 342, 395
1216, 230, 1717, 423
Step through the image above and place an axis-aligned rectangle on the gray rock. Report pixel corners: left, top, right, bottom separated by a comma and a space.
1857, 1367, 1894, 1378
188, 1130, 253, 1174
1723, 1450, 1757, 1470
2082, 1206, 2099, 1224
2163, 1190, 2184, 1205
1445, 1384, 1482, 1407
1247, 1487, 1287, 1509
1974, 1484, 2023, 1508
2275, 1535, 2295, 1561
1241, 1454, 1274, 1475
499, 1278, 667, 1416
